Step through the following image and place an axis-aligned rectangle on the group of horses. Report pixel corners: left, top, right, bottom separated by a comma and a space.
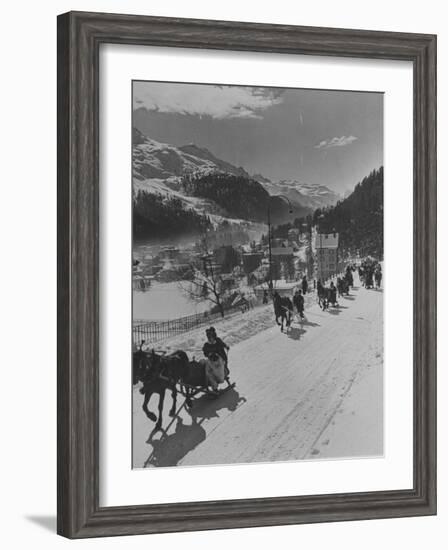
272, 266, 358, 329
338, 268, 353, 296
316, 283, 338, 311
318, 267, 356, 311
359, 259, 382, 290
133, 343, 231, 430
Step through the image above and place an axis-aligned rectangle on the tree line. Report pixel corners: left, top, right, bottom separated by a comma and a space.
180, 172, 308, 223
133, 190, 212, 241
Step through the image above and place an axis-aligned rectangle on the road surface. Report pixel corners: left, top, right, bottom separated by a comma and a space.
132, 280, 383, 468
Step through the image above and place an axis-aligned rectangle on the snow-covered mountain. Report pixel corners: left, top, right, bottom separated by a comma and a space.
133, 128, 311, 240
134, 128, 339, 213
133, 128, 249, 181
133, 128, 264, 226
254, 176, 341, 210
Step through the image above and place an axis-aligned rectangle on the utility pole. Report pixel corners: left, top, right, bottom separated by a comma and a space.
302, 221, 313, 279
309, 222, 314, 279
266, 194, 293, 295
267, 203, 273, 293
318, 214, 324, 283
320, 232, 323, 282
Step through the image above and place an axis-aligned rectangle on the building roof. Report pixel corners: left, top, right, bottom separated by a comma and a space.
254, 280, 297, 291
271, 246, 294, 256
315, 233, 339, 249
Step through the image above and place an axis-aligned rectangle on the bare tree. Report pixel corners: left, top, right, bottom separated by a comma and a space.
179, 263, 226, 317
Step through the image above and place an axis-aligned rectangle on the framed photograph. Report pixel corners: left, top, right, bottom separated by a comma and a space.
57, 11, 437, 538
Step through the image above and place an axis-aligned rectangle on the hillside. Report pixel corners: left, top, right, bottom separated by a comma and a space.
270, 167, 383, 259
178, 144, 250, 178
180, 171, 310, 224
314, 167, 383, 258
132, 128, 313, 240
133, 190, 212, 241
133, 128, 217, 180
133, 128, 249, 181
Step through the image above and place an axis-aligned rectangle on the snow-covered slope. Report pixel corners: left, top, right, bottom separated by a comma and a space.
133, 129, 312, 239
133, 128, 340, 213
133, 177, 240, 226
133, 128, 249, 181
178, 143, 250, 178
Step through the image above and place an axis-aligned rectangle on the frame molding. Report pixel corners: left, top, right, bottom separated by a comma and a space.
57, 11, 437, 538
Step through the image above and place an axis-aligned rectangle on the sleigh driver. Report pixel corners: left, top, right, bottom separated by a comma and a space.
202, 327, 230, 392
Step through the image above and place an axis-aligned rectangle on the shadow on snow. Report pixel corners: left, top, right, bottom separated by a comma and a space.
143, 387, 246, 468
327, 305, 348, 315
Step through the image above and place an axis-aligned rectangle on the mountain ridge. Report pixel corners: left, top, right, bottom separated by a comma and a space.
253, 175, 341, 210
132, 127, 334, 240
133, 127, 340, 211
133, 127, 249, 181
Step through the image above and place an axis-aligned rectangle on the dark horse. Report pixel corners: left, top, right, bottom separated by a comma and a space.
317, 283, 338, 310
337, 275, 350, 297
133, 344, 189, 430
317, 282, 329, 310
273, 292, 293, 332
345, 267, 354, 288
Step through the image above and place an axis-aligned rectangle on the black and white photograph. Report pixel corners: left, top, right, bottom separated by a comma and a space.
132, 80, 384, 469
0, 0, 441, 544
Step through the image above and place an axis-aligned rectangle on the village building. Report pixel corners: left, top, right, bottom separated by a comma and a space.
220, 273, 237, 292
314, 232, 340, 281
242, 252, 263, 274
271, 245, 295, 281
158, 246, 181, 261
288, 228, 300, 243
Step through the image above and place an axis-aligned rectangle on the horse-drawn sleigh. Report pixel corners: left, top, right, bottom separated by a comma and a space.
316, 281, 338, 311
273, 291, 309, 332
133, 342, 235, 430
359, 257, 381, 289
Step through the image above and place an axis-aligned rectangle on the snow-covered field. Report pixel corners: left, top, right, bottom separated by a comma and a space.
133, 282, 213, 321
132, 277, 383, 468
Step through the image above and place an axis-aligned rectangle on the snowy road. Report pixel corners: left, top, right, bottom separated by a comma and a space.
132, 280, 383, 468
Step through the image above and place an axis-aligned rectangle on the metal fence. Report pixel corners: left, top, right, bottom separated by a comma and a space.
133, 306, 240, 347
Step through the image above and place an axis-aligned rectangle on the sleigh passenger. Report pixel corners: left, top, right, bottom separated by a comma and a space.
202, 327, 229, 390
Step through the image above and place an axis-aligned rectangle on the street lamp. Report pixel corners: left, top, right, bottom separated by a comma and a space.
267, 194, 293, 294
301, 221, 313, 279
317, 213, 325, 282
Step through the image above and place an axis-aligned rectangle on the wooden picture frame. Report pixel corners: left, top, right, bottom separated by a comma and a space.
57, 11, 437, 538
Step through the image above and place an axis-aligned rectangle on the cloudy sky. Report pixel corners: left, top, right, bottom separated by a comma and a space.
133, 81, 383, 194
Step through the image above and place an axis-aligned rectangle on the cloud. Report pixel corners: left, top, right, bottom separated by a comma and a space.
133, 82, 283, 120
314, 135, 358, 150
